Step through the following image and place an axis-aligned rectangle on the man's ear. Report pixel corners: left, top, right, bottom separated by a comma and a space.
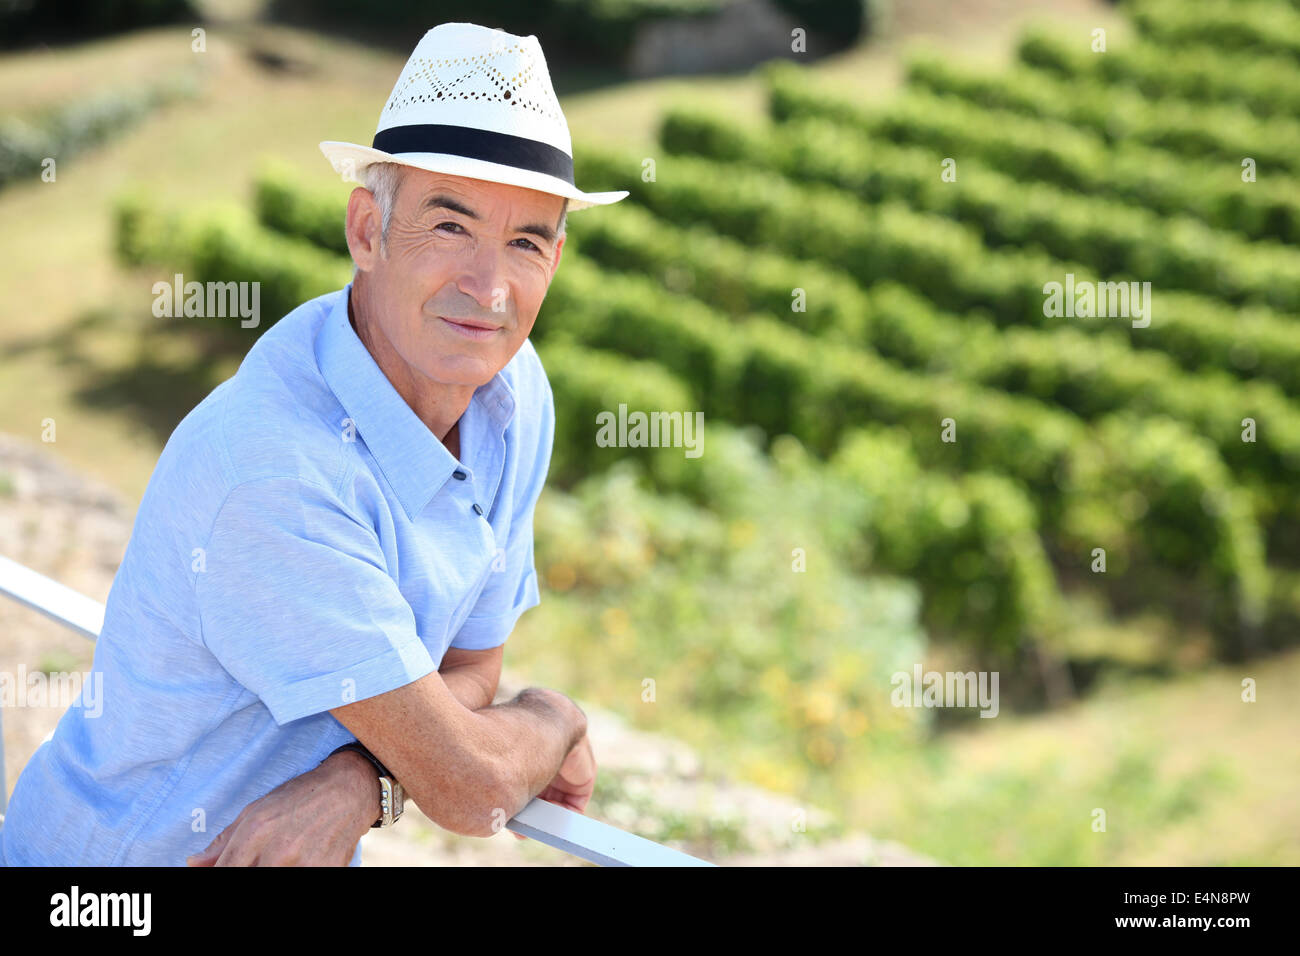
548, 233, 565, 280
345, 186, 383, 272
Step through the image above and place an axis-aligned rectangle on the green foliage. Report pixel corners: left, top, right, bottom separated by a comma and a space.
1061, 414, 1270, 658
765, 62, 1300, 245
579, 138, 1300, 502
540, 254, 1085, 512
1017, 27, 1300, 119
661, 104, 1300, 313
1125, 0, 1300, 61
577, 141, 1088, 321
255, 160, 351, 257
905, 51, 1300, 178
114, 192, 175, 266
526, 428, 931, 779
570, 201, 868, 339
534, 337, 699, 487
538, 254, 746, 415
830, 428, 1060, 654
0, 77, 197, 190
565, 161, 1300, 411
113, 196, 352, 335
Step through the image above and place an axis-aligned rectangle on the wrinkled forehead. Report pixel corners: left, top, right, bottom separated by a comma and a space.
398, 167, 565, 222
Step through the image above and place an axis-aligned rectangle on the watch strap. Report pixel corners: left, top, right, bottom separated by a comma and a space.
329, 742, 403, 827
330, 741, 393, 780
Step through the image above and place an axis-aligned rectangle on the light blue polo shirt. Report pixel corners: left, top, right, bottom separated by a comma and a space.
0, 282, 553, 866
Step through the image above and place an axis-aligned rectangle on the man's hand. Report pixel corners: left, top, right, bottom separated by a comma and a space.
186, 748, 377, 866
541, 733, 597, 813
511, 732, 596, 841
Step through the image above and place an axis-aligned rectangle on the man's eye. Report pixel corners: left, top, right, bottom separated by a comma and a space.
436, 222, 464, 234
513, 238, 541, 252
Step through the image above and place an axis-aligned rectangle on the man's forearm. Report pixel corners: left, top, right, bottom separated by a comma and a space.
463, 687, 587, 830
320, 667, 494, 821
323, 685, 586, 837
439, 664, 497, 712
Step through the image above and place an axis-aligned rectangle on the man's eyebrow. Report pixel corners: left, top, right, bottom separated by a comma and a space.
422, 194, 479, 220
422, 193, 556, 244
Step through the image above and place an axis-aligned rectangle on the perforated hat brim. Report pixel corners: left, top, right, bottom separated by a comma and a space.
319, 140, 628, 212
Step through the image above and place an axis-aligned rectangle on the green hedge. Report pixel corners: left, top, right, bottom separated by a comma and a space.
574, 142, 1096, 323
114, 196, 353, 335
0, 76, 197, 190
660, 105, 1300, 313
535, 337, 700, 487
830, 428, 1060, 654
765, 63, 1300, 246
557, 181, 1300, 514
541, 259, 1272, 640
540, 252, 1087, 518
1017, 27, 1300, 118
1125, 0, 1300, 62
577, 142, 1300, 421
568, 200, 868, 339
854, 285, 1300, 518
904, 52, 1300, 178
255, 160, 351, 257
1061, 413, 1269, 658
559, 174, 1300, 401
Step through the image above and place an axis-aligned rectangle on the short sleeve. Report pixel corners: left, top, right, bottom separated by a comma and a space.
195, 476, 437, 725
450, 376, 553, 651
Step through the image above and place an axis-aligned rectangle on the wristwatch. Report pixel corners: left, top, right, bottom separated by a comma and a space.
329, 742, 404, 828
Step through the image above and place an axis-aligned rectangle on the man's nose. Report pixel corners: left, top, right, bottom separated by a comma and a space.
453, 241, 511, 316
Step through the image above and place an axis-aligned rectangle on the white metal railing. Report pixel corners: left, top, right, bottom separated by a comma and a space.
0, 553, 714, 866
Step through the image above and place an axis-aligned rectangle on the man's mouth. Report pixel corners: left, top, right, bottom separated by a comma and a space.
440, 316, 501, 341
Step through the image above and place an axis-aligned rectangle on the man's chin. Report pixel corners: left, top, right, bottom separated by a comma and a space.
422, 356, 504, 388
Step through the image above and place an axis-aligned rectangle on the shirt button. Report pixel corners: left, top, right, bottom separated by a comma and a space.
472, 503, 483, 515
453, 470, 466, 480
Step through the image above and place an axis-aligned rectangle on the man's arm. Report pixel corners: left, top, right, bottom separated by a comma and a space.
189, 673, 586, 865
329, 669, 586, 838
438, 645, 503, 712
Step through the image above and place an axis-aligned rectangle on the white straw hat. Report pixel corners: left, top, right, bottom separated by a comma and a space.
320, 22, 628, 212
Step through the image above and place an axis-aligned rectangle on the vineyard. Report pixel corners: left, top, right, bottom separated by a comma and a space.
112, 0, 1300, 730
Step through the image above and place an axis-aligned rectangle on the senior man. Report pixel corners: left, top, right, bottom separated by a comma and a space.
0, 22, 629, 865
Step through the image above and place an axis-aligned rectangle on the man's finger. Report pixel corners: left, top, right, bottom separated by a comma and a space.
213, 818, 264, 867
186, 822, 234, 866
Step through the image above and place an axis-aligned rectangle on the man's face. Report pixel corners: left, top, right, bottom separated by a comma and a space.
348, 166, 565, 388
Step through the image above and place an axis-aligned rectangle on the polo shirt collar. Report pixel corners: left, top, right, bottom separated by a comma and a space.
316, 284, 517, 521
